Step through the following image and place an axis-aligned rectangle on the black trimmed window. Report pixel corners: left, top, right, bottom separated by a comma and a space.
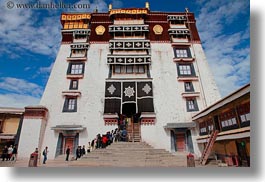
186, 98, 199, 112
63, 98, 77, 112
207, 119, 214, 133
67, 62, 85, 75
174, 48, 191, 58
74, 34, 87, 40
69, 80, 79, 90
71, 49, 86, 57
177, 63, 195, 77
219, 109, 239, 131
114, 65, 122, 73
126, 65, 133, 73
184, 82, 194, 92
113, 65, 146, 74
237, 102, 250, 127
199, 122, 207, 135
135, 65, 145, 73
199, 119, 214, 136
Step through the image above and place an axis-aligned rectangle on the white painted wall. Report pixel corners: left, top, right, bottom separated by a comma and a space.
192, 44, 221, 106
18, 118, 42, 159
39, 43, 116, 159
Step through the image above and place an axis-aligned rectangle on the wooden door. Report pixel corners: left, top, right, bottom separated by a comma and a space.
64, 138, 74, 154
176, 133, 186, 152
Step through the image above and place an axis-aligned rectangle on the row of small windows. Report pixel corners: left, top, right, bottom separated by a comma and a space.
113, 65, 146, 74
199, 103, 250, 135
221, 118, 237, 127
64, 61, 83, 112
63, 94, 199, 113
74, 34, 88, 40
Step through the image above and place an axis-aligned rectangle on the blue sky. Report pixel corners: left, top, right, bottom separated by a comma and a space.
0, 0, 250, 108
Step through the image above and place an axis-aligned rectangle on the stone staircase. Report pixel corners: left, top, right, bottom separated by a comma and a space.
69, 142, 188, 167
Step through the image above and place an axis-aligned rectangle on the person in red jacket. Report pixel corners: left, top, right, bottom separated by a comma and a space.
102, 135, 108, 148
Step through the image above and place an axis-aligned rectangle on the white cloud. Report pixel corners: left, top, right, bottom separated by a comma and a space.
0, 2, 61, 58
0, 77, 43, 97
38, 63, 54, 74
0, 93, 40, 108
196, 0, 250, 96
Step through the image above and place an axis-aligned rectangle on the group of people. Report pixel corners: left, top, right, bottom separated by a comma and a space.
90, 128, 128, 150
1, 145, 17, 162
68, 127, 128, 161
74, 145, 87, 160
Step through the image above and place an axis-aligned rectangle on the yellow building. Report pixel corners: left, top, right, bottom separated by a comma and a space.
193, 84, 250, 167
0, 107, 24, 154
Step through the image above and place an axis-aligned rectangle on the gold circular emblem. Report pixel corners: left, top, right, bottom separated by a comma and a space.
95, 25, 105, 35
153, 25, 163, 35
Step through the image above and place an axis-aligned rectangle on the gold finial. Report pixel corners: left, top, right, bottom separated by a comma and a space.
145, 2, 150, 10
109, 4, 112, 11
93, 7, 98, 13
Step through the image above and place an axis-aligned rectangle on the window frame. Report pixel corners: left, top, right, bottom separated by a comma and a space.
186, 98, 199, 112
69, 80, 79, 90
237, 102, 250, 127
67, 62, 85, 75
177, 63, 196, 77
62, 97, 77, 112
71, 49, 87, 57
126, 65, 134, 73
199, 122, 207, 136
174, 48, 191, 58
219, 109, 239, 131
184, 82, 194, 92
135, 65, 145, 74
113, 65, 146, 74
74, 34, 88, 40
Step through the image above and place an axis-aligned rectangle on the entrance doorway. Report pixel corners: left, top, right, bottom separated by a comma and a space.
236, 140, 249, 166
64, 137, 74, 154
176, 133, 186, 152
121, 103, 141, 142
122, 103, 136, 117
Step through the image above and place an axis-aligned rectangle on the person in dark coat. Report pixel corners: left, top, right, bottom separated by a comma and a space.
81, 145, 86, 156
42, 146, 48, 164
2, 146, 8, 161
11, 145, 18, 162
75, 146, 81, 160
65, 146, 70, 161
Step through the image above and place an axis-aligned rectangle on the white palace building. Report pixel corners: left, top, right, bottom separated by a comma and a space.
18, 3, 221, 159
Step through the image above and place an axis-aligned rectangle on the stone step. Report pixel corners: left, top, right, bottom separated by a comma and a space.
75, 142, 187, 167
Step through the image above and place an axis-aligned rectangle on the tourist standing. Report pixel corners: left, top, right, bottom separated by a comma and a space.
42, 146, 48, 164
1, 146, 8, 161
87, 142, 91, 153
11, 145, 18, 162
82, 145, 86, 156
65, 146, 70, 161
7, 145, 13, 160
75, 146, 81, 160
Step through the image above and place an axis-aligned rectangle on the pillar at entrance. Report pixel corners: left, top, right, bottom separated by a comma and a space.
18, 106, 48, 159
